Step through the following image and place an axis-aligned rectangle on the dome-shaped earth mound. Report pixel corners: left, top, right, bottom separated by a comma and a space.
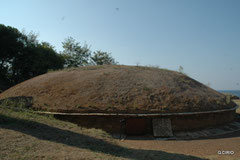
0, 65, 235, 113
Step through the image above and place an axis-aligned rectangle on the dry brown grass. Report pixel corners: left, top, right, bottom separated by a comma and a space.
0, 105, 205, 160
0, 65, 235, 114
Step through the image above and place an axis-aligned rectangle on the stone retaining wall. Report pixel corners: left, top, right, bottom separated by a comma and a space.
54, 109, 236, 135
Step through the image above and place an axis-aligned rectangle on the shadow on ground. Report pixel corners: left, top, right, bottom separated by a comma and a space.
0, 114, 206, 160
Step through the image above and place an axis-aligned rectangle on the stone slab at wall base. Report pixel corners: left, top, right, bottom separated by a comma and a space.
152, 118, 173, 137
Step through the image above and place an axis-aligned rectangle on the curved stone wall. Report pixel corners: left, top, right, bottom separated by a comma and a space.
51, 107, 237, 136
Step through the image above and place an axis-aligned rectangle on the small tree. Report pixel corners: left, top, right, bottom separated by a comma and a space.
207, 82, 211, 87
61, 37, 91, 67
178, 65, 184, 73
91, 50, 118, 65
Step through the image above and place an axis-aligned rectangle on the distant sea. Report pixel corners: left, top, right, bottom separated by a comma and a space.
218, 90, 240, 97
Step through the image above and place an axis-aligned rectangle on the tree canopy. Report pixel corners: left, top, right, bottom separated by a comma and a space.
61, 37, 91, 68
0, 24, 64, 88
61, 37, 118, 67
91, 51, 118, 65
0, 24, 118, 91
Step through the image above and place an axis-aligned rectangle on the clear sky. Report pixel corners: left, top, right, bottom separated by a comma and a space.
1, 0, 240, 90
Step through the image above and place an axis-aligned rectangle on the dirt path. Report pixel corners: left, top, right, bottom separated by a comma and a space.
120, 132, 240, 160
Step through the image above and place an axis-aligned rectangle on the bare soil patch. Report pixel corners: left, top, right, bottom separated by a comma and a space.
122, 133, 240, 160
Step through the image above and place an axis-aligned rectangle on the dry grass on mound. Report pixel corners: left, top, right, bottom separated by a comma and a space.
0, 65, 235, 113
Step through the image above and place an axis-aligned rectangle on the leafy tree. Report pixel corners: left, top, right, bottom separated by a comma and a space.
91, 50, 118, 65
61, 37, 91, 67
0, 24, 26, 86
11, 41, 64, 83
21, 30, 39, 47
0, 24, 64, 87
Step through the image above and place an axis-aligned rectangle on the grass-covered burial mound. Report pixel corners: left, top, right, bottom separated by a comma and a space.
0, 65, 237, 135
0, 65, 235, 113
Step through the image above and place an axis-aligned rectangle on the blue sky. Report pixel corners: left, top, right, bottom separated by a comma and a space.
1, 0, 240, 90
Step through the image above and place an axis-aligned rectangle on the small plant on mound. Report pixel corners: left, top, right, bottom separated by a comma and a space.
225, 94, 232, 104
178, 65, 184, 73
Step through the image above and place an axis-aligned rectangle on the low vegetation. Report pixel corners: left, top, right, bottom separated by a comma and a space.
233, 100, 240, 113
224, 93, 239, 100
0, 102, 206, 160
